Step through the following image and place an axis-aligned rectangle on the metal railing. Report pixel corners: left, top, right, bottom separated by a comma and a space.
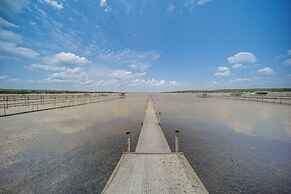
198, 94, 291, 105
0, 93, 123, 117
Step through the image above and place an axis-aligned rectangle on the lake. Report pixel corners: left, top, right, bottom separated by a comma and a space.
0, 93, 290, 193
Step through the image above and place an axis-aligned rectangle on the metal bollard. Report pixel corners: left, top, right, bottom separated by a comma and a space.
157, 112, 161, 123
175, 129, 180, 152
126, 131, 131, 152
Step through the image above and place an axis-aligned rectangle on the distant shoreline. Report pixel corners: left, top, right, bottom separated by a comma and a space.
1, 88, 291, 94
163, 88, 291, 93
0, 89, 118, 94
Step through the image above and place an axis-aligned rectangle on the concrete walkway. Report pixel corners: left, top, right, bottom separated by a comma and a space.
102, 96, 208, 194
135, 97, 171, 153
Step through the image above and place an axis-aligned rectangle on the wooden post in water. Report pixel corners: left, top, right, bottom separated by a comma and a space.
175, 129, 180, 152
126, 131, 131, 152
6, 96, 8, 109
4, 98, 6, 115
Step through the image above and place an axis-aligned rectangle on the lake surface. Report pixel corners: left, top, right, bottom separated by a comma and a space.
156, 93, 291, 193
0, 93, 290, 193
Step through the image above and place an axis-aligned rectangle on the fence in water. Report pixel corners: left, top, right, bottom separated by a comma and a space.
198, 94, 291, 105
0, 93, 123, 117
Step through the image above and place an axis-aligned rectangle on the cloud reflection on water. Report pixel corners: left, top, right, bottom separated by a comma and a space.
156, 94, 291, 139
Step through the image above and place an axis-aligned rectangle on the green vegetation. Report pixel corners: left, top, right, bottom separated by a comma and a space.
165, 88, 291, 93
0, 89, 116, 94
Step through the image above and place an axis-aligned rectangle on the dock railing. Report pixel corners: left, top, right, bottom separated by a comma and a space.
198, 94, 291, 105
0, 93, 123, 117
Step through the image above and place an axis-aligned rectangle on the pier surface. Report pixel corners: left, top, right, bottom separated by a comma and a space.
135, 98, 171, 153
102, 96, 208, 193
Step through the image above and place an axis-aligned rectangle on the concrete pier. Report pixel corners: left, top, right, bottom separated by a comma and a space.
102, 96, 208, 193
135, 97, 171, 153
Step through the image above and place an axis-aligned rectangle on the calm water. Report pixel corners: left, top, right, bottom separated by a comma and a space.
156, 93, 291, 193
0, 93, 290, 193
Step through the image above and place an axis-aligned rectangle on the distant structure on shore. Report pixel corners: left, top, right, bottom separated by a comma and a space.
119, 92, 126, 98
255, 91, 268, 95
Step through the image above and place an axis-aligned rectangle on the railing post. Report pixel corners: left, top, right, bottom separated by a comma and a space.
126, 131, 131, 152
157, 112, 161, 123
175, 129, 179, 152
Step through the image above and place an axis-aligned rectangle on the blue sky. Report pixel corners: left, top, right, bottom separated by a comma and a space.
0, 0, 290, 92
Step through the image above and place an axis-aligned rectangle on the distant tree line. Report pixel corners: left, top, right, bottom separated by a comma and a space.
165, 88, 291, 93
0, 89, 117, 94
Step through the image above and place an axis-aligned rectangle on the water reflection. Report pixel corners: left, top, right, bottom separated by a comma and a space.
155, 94, 291, 138
1, 93, 290, 193
281, 117, 291, 136
0, 93, 147, 193
155, 93, 291, 193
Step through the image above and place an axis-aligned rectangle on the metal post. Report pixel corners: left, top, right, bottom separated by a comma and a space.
157, 112, 161, 124
175, 129, 180, 152
6, 96, 8, 109
126, 131, 131, 152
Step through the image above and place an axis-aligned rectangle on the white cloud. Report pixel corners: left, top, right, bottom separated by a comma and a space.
98, 49, 160, 65
0, 29, 22, 43
274, 54, 284, 60
232, 63, 247, 69
134, 72, 147, 77
197, 0, 213, 6
130, 63, 151, 71
165, 3, 175, 16
288, 49, 291, 56
30, 64, 83, 74
130, 79, 182, 87
100, 0, 107, 7
0, 75, 20, 83
78, 79, 118, 87
214, 71, 231, 77
164, 0, 212, 18
217, 66, 229, 72
43, 52, 91, 66
43, 78, 74, 84
0, 75, 8, 80
215, 66, 231, 76
30, 64, 60, 71
230, 78, 251, 83
99, 0, 111, 13
227, 52, 257, 64
48, 72, 85, 79
28, 52, 93, 87
43, 0, 63, 9
153, 80, 166, 86
109, 69, 147, 79
0, 40, 39, 59
131, 79, 167, 87
110, 70, 132, 79
208, 80, 218, 85
257, 67, 274, 75
0, 17, 19, 28
211, 80, 218, 84
0, 0, 28, 15
168, 80, 181, 86
283, 58, 291, 66
130, 64, 137, 68
27, 77, 119, 88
